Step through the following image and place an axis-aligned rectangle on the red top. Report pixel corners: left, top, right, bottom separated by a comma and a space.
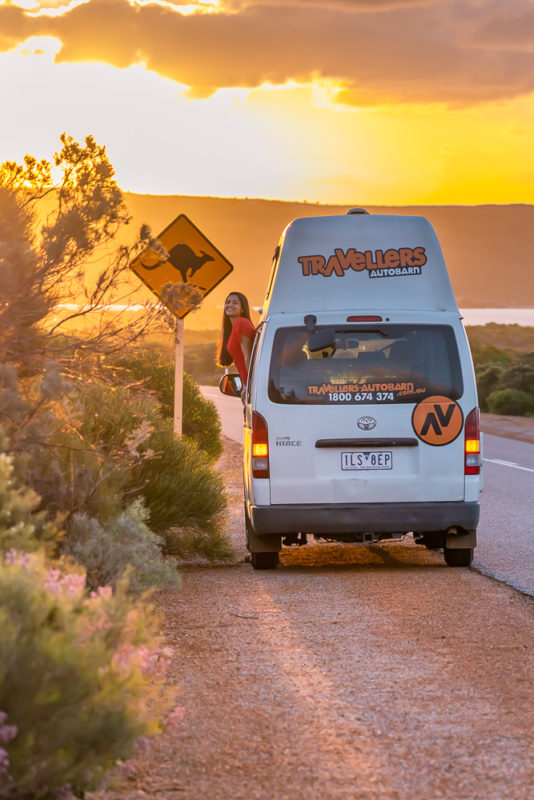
227, 317, 256, 384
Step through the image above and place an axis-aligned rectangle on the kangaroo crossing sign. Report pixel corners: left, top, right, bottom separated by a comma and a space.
130, 213, 234, 318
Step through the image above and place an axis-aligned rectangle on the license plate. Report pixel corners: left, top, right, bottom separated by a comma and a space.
341, 451, 393, 470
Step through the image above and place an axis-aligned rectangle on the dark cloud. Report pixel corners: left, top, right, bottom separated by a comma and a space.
471, 0, 534, 49
1, 0, 534, 106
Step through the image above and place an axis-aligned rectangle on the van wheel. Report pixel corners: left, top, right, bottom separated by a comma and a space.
444, 548, 473, 567
251, 552, 279, 570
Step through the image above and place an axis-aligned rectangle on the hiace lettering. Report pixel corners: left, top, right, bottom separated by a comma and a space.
298, 247, 427, 279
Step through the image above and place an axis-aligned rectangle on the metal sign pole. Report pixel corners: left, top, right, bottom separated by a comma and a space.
174, 317, 185, 436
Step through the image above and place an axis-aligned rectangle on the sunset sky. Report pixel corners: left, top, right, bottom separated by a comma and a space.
1, 0, 534, 205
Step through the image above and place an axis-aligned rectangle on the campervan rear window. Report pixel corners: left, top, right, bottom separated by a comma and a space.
268, 325, 463, 405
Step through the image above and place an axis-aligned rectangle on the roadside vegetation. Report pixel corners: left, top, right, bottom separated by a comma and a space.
466, 325, 534, 416
184, 336, 222, 385
0, 135, 230, 797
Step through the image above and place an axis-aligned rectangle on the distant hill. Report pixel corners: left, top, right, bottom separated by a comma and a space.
123, 194, 534, 330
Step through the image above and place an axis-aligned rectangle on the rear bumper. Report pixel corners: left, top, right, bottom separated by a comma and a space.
249, 501, 480, 535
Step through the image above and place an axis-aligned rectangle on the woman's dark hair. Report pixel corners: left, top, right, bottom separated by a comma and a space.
216, 292, 252, 367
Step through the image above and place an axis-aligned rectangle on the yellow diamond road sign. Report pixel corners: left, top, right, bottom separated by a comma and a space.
130, 213, 234, 318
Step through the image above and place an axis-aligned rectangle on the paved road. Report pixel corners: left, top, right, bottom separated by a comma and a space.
476, 433, 534, 596
202, 387, 534, 596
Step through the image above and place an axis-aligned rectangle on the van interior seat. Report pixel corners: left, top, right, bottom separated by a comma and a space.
387, 341, 414, 375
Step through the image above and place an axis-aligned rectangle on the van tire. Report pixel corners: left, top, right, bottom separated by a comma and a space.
443, 548, 473, 567
251, 552, 279, 570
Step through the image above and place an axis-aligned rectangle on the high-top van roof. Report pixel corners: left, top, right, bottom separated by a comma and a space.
262, 211, 458, 316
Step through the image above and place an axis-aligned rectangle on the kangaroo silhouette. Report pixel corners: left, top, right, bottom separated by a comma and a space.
139, 243, 214, 284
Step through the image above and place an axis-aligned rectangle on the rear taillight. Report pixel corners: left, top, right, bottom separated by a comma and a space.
465, 407, 481, 475
252, 412, 269, 478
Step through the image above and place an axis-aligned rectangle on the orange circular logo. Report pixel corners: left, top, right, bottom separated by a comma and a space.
411, 395, 463, 446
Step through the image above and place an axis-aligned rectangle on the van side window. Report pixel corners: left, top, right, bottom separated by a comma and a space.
268, 325, 463, 405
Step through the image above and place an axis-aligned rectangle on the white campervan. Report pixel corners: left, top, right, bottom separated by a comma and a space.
221, 209, 483, 569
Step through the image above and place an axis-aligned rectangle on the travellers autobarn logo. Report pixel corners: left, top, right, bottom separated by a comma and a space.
298, 246, 427, 279
411, 395, 463, 446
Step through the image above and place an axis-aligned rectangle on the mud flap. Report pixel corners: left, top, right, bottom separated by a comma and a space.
445, 528, 476, 550
246, 526, 282, 554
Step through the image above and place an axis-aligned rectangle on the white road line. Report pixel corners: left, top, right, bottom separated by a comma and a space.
484, 458, 534, 474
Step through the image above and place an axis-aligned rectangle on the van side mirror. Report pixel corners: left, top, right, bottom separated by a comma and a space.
219, 373, 243, 397
307, 329, 337, 359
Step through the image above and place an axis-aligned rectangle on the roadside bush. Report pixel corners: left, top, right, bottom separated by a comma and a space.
114, 350, 222, 462
115, 349, 174, 415
498, 355, 534, 396
475, 363, 504, 412
182, 371, 223, 462
64, 500, 180, 593
470, 344, 513, 368
130, 419, 228, 555
184, 341, 220, 384
0, 438, 60, 558
487, 388, 534, 417
0, 551, 172, 798
41, 379, 161, 523
163, 525, 234, 561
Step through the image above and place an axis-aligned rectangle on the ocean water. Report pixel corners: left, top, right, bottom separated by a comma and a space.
57, 304, 534, 327
459, 309, 534, 327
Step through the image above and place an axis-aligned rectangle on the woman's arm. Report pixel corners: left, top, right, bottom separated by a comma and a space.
240, 334, 253, 373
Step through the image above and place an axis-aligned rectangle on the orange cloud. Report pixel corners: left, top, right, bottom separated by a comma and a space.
1, 0, 534, 106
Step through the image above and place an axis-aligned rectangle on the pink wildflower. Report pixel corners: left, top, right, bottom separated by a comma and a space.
4, 549, 31, 568
90, 586, 113, 600
0, 745, 11, 778
0, 723, 18, 744
0, 712, 17, 782
111, 643, 170, 678
45, 569, 85, 597
0, 711, 18, 744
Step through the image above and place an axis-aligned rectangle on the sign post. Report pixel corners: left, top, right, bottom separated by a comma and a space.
174, 318, 185, 435
130, 213, 233, 436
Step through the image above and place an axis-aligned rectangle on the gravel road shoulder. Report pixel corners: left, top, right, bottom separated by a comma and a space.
481, 412, 534, 444
90, 434, 534, 800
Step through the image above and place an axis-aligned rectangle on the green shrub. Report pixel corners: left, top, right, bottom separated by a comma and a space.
182, 372, 222, 462
115, 349, 174, 416
184, 341, 221, 384
487, 388, 534, 416
114, 350, 222, 462
475, 363, 504, 412
39, 380, 162, 524
0, 438, 60, 558
498, 356, 534, 396
129, 419, 228, 552
164, 525, 234, 561
0, 552, 172, 798
64, 500, 180, 593
470, 344, 513, 368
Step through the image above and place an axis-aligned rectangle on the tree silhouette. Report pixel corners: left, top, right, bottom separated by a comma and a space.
0, 133, 181, 373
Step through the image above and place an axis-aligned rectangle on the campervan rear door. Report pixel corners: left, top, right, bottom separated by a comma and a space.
264, 319, 468, 506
